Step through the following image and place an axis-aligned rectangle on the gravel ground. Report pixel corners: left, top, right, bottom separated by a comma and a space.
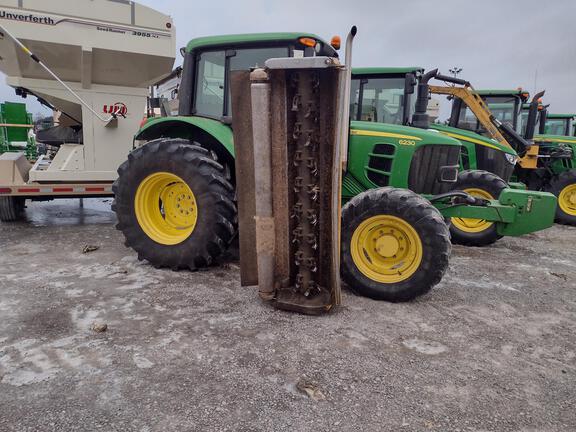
0, 199, 574, 432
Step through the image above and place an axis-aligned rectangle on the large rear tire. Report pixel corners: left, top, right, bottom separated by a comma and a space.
449, 170, 507, 246
112, 138, 237, 270
547, 170, 576, 225
0, 196, 25, 222
341, 187, 451, 302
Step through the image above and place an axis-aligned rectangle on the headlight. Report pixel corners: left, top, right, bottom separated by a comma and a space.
505, 153, 518, 165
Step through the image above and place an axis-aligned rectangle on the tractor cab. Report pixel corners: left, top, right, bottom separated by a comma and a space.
455, 90, 529, 135
145, 34, 338, 122
543, 114, 576, 137
139, 33, 339, 171
350, 67, 422, 126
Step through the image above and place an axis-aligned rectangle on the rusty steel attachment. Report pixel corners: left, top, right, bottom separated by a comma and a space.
230, 27, 356, 315
231, 57, 345, 315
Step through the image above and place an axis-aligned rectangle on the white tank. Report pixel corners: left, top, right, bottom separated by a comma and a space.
0, 0, 176, 182
0, 0, 175, 88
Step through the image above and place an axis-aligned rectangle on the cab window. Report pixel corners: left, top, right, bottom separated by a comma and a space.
351, 77, 409, 125
194, 51, 226, 118
226, 46, 289, 115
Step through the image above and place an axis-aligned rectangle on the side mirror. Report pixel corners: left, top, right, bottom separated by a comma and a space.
405, 73, 417, 95
149, 97, 161, 109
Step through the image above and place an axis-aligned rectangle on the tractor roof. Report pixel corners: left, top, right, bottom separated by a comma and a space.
546, 113, 576, 119
352, 67, 424, 76
476, 89, 530, 101
185, 32, 336, 54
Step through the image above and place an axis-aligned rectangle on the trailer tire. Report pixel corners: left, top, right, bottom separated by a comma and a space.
0, 196, 25, 222
547, 169, 576, 225
341, 187, 451, 302
449, 170, 507, 246
112, 138, 237, 270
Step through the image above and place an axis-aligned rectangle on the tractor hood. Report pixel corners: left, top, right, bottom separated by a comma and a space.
350, 120, 462, 146
430, 123, 517, 156
534, 134, 576, 144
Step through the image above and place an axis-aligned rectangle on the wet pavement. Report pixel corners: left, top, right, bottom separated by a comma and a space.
20, 198, 116, 227
0, 199, 575, 431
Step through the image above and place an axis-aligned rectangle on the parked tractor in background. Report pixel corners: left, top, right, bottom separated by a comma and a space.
349, 67, 556, 245
542, 113, 576, 137
469, 90, 576, 225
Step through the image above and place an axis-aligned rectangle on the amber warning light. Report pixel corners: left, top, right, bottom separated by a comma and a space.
298, 37, 316, 47
330, 35, 341, 50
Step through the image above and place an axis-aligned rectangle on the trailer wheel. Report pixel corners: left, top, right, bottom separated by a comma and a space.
547, 169, 576, 225
0, 196, 25, 222
449, 170, 507, 246
112, 138, 237, 270
341, 187, 451, 302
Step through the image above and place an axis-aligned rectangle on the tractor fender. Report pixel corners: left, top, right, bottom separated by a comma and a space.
135, 116, 235, 163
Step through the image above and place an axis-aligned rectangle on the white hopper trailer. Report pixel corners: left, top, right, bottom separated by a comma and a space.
0, 0, 175, 221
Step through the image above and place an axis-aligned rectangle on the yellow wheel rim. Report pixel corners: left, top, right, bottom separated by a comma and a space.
350, 215, 423, 283
558, 184, 576, 215
451, 188, 494, 233
135, 172, 198, 245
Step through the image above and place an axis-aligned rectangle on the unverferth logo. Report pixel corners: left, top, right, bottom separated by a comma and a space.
0, 10, 55, 25
103, 103, 128, 117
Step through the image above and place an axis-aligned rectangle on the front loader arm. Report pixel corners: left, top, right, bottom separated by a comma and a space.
429, 81, 539, 169
428, 85, 510, 149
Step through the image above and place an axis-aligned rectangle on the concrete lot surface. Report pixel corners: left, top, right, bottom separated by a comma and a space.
0, 199, 575, 431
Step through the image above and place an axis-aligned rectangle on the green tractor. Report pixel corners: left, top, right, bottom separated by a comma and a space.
349, 67, 556, 245
113, 33, 554, 302
0, 102, 36, 160
541, 113, 576, 137
464, 90, 576, 225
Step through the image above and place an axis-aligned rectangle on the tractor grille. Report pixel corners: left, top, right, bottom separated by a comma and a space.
408, 144, 461, 194
366, 144, 396, 187
460, 146, 470, 170
475, 144, 514, 182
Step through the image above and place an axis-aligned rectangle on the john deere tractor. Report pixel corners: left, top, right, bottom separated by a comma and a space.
113, 33, 553, 302
463, 89, 576, 225
349, 67, 556, 245
541, 113, 575, 137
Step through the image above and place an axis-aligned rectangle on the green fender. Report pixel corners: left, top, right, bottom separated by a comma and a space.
136, 116, 235, 157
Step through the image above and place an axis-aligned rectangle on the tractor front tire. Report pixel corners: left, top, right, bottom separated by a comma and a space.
449, 170, 507, 246
112, 138, 237, 270
341, 187, 451, 302
0, 196, 25, 222
547, 170, 576, 225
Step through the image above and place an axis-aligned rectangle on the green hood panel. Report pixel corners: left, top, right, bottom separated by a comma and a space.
350, 121, 461, 146
431, 123, 517, 156
534, 134, 576, 144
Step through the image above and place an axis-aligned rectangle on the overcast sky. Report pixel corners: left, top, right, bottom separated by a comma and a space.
2, 0, 575, 117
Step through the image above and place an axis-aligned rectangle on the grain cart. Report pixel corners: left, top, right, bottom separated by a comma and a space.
0, 101, 36, 159
456, 89, 576, 225
349, 67, 556, 246
0, 0, 175, 221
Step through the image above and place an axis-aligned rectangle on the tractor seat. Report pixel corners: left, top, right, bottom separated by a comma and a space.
36, 125, 83, 146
